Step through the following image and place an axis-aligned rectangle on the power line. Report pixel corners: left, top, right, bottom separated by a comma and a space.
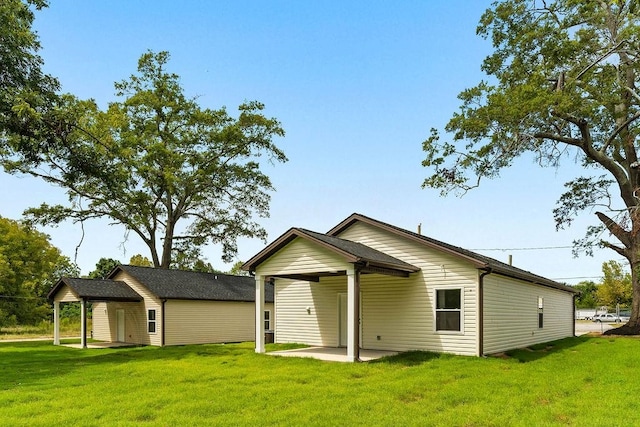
471, 245, 574, 251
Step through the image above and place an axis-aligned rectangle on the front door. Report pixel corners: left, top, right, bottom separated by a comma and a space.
116, 309, 125, 342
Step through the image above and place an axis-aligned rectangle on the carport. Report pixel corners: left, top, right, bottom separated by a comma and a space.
48, 278, 143, 348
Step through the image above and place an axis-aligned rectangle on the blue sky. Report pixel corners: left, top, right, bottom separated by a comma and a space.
1, 1, 618, 283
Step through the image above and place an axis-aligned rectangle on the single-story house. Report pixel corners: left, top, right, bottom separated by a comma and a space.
243, 213, 578, 362
48, 265, 274, 348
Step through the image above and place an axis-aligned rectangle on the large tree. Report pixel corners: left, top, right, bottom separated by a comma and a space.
597, 260, 633, 308
0, 216, 76, 326
422, 0, 640, 333
0, 0, 67, 161
5, 51, 286, 269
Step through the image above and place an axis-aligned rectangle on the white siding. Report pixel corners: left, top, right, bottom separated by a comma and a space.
257, 238, 347, 276
53, 285, 79, 302
110, 271, 162, 346
483, 274, 574, 354
274, 222, 480, 356
164, 300, 274, 346
91, 301, 147, 344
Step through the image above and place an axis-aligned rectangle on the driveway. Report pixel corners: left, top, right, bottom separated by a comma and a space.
575, 320, 618, 335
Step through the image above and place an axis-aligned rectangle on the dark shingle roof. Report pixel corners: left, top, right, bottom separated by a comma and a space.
296, 228, 419, 272
113, 265, 274, 302
48, 278, 143, 301
328, 213, 578, 294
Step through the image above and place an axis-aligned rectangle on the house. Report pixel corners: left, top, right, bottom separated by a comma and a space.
48, 265, 274, 348
243, 213, 578, 361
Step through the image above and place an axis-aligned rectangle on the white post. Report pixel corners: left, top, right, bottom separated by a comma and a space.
346, 266, 360, 362
81, 299, 87, 349
53, 301, 60, 345
255, 275, 265, 353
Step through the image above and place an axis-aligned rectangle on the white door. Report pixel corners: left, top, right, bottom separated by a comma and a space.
116, 309, 125, 342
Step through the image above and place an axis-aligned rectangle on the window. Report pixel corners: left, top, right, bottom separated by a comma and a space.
435, 289, 462, 332
538, 297, 544, 329
148, 309, 157, 334
264, 310, 271, 331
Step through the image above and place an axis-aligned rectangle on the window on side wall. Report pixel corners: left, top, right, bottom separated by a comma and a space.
264, 310, 271, 331
538, 297, 544, 328
148, 309, 157, 334
435, 288, 462, 332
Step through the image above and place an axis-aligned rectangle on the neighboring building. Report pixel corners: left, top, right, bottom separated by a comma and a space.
243, 213, 578, 362
48, 265, 274, 348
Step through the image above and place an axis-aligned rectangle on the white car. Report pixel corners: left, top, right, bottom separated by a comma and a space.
592, 313, 628, 323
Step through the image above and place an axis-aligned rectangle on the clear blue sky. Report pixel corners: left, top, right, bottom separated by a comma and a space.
1, 0, 617, 283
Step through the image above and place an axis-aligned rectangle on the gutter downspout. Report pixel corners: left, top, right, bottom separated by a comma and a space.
161, 299, 167, 347
572, 294, 577, 337
478, 269, 492, 357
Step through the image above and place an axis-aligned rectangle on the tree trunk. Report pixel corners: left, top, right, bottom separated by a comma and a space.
604, 238, 640, 335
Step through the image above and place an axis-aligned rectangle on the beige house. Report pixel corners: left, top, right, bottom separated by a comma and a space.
48, 265, 274, 348
243, 213, 578, 362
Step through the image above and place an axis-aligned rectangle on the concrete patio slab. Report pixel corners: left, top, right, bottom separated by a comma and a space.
267, 346, 398, 362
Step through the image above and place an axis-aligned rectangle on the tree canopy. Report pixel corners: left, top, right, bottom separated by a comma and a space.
87, 258, 121, 279
422, 0, 640, 333
597, 260, 633, 307
4, 51, 286, 269
0, 216, 77, 326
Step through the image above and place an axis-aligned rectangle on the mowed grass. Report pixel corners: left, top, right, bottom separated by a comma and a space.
1, 336, 639, 426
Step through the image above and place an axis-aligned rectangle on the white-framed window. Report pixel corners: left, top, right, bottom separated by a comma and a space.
435, 288, 462, 332
264, 310, 271, 331
538, 297, 544, 329
148, 309, 157, 334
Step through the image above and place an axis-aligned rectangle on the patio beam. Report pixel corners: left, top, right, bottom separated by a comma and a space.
346, 266, 360, 362
255, 274, 265, 353
360, 265, 410, 277
53, 301, 60, 345
81, 299, 87, 349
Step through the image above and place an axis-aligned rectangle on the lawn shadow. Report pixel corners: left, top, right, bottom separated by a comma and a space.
0, 340, 256, 391
496, 335, 592, 363
369, 350, 442, 366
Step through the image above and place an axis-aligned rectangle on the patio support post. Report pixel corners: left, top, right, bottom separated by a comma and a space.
255, 274, 265, 353
53, 301, 60, 345
346, 266, 360, 362
81, 299, 87, 349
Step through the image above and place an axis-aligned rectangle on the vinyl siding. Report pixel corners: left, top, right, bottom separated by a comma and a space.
53, 285, 79, 302
483, 274, 574, 354
257, 237, 348, 276
110, 271, 162, 346
274, 222, 480, 356
91, 301, 147, 344
164, 300, 274, 346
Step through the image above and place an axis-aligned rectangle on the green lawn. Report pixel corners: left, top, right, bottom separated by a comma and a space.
1, 336, 638, 426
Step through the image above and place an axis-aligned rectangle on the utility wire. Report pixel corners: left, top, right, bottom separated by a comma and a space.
471, 245, 574, 251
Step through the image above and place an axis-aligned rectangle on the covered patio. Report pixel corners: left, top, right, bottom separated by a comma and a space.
244, 227, 420, 362
48, 278, 143, 348
268, 346, 399, 362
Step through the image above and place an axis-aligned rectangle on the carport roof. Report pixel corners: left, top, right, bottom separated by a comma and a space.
48, 278, 144, 302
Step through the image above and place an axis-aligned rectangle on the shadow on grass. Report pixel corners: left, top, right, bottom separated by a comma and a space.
370, 350, 442, 366
0, 340, 259, 391
498, 335, 593, 363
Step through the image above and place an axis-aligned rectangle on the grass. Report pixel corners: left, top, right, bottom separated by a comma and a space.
0, 319, 89, 340
1, 336, 639, 426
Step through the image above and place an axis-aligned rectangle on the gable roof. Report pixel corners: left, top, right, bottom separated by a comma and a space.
242, 227, 420, 275
48, 278, 143, 302
328, 213, 578, 293
111, 265, 274, 302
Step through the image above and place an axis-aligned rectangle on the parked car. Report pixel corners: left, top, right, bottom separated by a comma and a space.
592, 313, 628, 323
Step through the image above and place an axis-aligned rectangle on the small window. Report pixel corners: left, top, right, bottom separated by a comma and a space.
264, 310, 271, 331
148, 309, 157, 334
435, 289, 462, 332
538, 297, 544, 329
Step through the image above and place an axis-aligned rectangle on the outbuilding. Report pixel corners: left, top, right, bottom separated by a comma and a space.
48, 265, 274, 347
